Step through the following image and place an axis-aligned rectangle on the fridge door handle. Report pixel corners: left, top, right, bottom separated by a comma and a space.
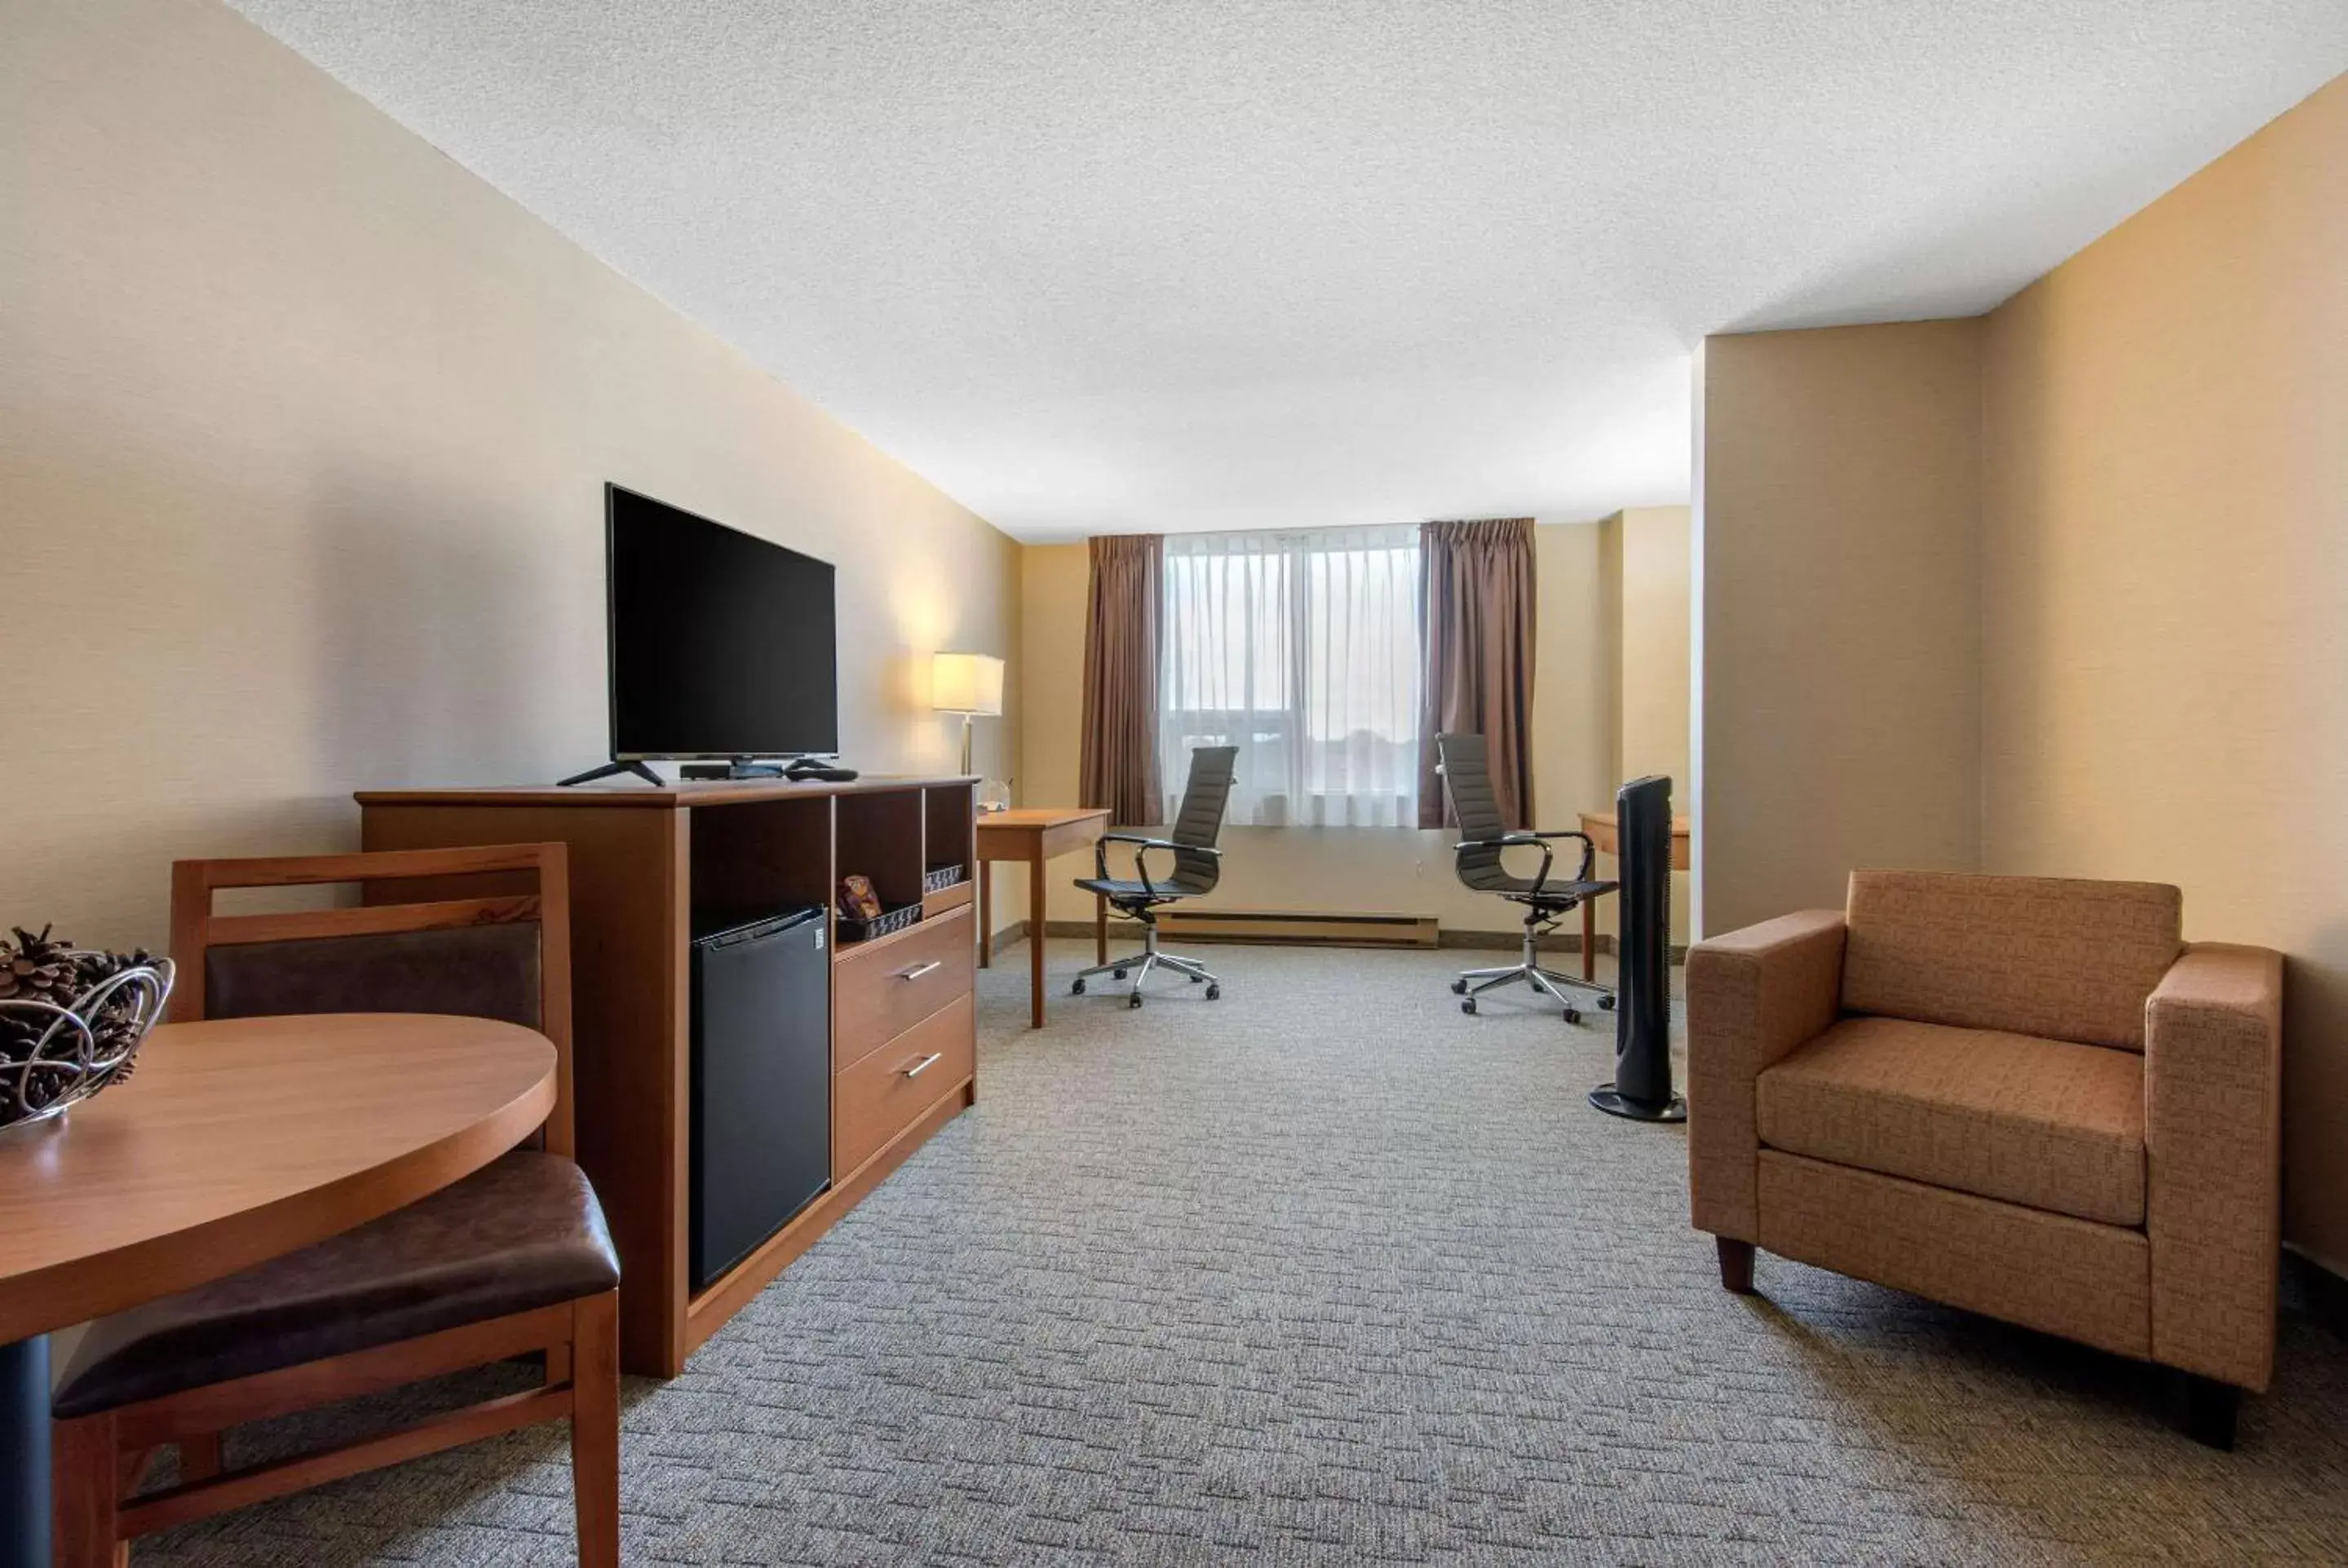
895, 960, 943, 983
901, 1052, 944, 1080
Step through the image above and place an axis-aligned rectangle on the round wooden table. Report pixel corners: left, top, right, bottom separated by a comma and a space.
0, 1013, 557, 1568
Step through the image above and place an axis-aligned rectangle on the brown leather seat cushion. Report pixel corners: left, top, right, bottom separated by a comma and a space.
54, 1151, 618, 1419
1758, 1017, 2146, 1227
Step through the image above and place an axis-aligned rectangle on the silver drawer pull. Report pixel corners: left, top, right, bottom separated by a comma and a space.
895, 960, 943, 983
901, 1052, 944, 1079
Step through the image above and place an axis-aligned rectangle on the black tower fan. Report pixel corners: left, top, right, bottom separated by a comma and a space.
1590, 775, 1686, 1121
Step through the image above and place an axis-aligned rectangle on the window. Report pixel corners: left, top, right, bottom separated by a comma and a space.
1159, 525, 1421, 827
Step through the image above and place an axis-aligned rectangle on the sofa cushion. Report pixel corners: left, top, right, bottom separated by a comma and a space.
1758, 1016, 2147, 1226
1843, 869, 2182, 1050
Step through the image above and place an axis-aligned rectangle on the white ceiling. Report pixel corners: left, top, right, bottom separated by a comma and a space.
229, 2, 2346, 542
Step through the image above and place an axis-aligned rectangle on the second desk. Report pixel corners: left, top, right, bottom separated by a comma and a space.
976, 806, 1112, 1027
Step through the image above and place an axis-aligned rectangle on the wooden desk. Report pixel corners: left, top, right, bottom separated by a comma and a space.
1575, 811, 1694, 982
0, 1013, 555, 1568
976, 807, 1112, 1027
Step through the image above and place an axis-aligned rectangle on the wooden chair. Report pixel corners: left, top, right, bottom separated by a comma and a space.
50, 845, 621, 1566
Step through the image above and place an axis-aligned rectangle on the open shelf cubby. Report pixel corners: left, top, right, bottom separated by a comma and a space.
833, 787, 926, 947
921, 781, 976, 891
687, 793, 834, 927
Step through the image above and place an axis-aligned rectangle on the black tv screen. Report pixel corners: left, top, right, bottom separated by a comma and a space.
607, 485, 839, 760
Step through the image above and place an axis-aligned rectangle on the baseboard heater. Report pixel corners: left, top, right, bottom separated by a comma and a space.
1148, 909, 1439, 949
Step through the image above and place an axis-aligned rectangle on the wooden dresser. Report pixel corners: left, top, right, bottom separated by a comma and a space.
357, 775, 979, 1377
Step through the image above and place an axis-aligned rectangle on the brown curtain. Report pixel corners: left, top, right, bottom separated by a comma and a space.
1080, 533, 1165, 826
1417, 518, 1537, 828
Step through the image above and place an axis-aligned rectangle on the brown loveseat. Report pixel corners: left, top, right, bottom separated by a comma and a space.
1686, 869, 2283, 1447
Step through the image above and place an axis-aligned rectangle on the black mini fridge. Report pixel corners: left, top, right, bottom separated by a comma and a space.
690, 905, 831, 1291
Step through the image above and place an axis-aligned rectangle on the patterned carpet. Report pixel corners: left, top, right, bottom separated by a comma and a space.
143, 940, 2348, 1566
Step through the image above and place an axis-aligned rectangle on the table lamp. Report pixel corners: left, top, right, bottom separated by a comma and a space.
931, 651, 1005, 776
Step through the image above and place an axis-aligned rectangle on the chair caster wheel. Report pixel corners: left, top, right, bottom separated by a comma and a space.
1450, 978, 1467, 995
1114, 968, 1128, 979
1127, 992, 1143, 1009
1070, 978, 1086, 996
1205, 984, 1220, 1000
1563, 1008, 1582, 1026
1461, 998, 1477, 1015
1598, 995, 1616, 1010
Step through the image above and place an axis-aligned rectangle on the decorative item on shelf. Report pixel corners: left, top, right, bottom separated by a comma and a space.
922, 865, 968, 895
0, 924, 175, 1133
838, 874, 885, 924
931, 651, 1006, 776
978, 777, 1013, 812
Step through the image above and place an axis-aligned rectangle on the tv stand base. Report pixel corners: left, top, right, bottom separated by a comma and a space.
559, 759, 664, 788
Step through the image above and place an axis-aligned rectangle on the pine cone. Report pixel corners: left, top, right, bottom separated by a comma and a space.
0, 925, 80, 1005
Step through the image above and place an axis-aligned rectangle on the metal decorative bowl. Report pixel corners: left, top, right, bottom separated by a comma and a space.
0, 954, 175, 1133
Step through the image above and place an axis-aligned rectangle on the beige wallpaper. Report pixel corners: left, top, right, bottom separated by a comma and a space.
1016, 523, 1645, 936
0, 0, 1023, 952
1982, 76, 2348, 1268
1695, 321, 1984, 937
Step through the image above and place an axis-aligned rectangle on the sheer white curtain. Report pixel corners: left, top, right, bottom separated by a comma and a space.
1159, 525, 1421, 827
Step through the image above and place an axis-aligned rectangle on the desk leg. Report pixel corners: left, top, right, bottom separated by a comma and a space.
1, 1333, 49, 1568
978, 860, 992, 970
1095, 893, 1107, 965
1028, 851, 1047, 1028
1583, 902, 1597, 983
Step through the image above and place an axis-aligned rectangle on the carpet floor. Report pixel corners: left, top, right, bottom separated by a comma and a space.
141, 939, 2348, 1566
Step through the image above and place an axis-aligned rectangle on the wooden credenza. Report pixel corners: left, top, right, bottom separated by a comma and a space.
358, 775, 979, 1377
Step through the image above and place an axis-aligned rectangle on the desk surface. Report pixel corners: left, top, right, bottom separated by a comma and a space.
0, 1012, 555, 1343
1579, 811, 1693, 835
976, 807, 1112, 833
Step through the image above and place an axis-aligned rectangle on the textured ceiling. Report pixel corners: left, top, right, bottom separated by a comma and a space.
228, 2, 2346, 541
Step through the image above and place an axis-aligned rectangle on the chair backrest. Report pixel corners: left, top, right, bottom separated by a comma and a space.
168, 843, 575, 1153
1436, 733, 1512, 890
1842, 868, 2182, 1052
1166, 746, 1239, 892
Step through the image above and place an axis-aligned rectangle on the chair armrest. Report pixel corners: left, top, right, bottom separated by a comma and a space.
1684, 909, 1847, 1240
1453, 830, 1587, 850
2146, 943, 2284, 1390
1099, 833, 1221, 858
1093, 833, 1218, 895
1453, 830, 1594, 892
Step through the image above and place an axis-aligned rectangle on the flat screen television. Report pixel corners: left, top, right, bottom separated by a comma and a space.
605, 484, 839, 762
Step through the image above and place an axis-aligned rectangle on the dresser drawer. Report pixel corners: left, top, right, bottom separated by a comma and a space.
834, 908, 973, 1070
834, 993, 973, 1179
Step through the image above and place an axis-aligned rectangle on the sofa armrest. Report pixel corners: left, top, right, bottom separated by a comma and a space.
1685, 909, 1848, 1240
2146, 942, 2284, 1391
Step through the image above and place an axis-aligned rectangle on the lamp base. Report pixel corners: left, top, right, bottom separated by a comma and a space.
1588, 1083, 1687, 1122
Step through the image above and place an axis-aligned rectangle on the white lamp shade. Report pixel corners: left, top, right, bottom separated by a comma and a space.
931, 651, 1005, 716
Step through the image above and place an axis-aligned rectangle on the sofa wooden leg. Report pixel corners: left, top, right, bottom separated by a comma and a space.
2182, 1373, 2240, 1451
1715, 1237, 1757, 1295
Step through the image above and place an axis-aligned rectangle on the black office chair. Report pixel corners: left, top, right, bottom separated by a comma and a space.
1438, 731, 1617, 1023
1071, 745, 1238, 1009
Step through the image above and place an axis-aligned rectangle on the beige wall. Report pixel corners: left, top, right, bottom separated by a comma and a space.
1017, 523, 1625, 934
1695, 321, 1983, 936
0, 0, 1023, 952
1599, 506, 1695, 941
1981, 77, 2348, 1267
